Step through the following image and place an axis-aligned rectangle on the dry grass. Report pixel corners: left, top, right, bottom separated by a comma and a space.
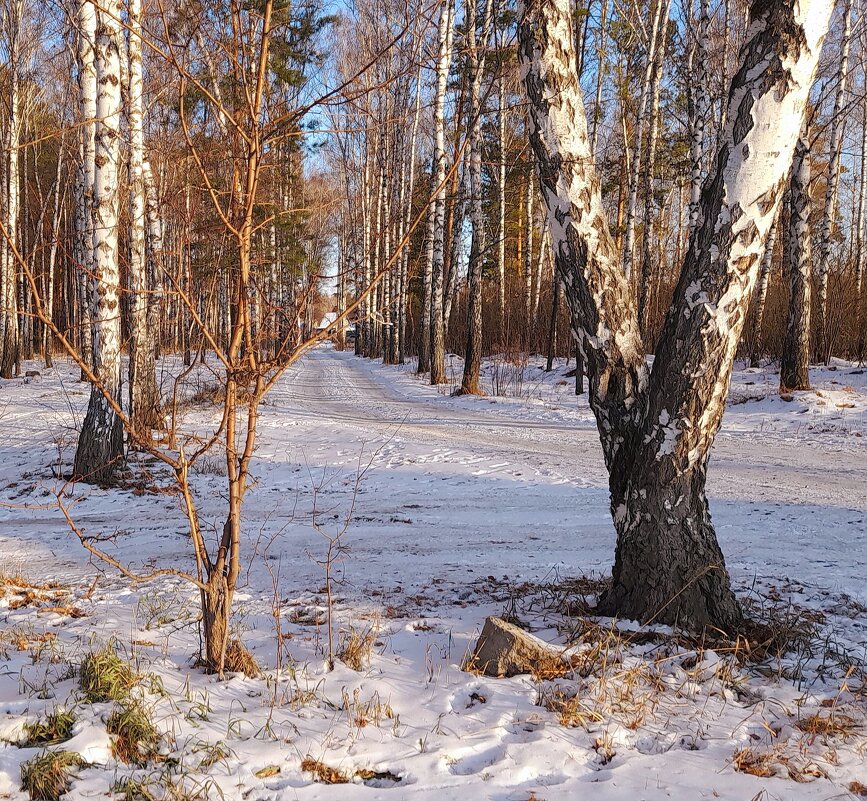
849, 781, 867, 796
732, 746, 777, 778
338, 626, 376, 672
0, 573, 72, 615
106, 702, 161, 765
79, 646, 138, 702
794, 712, 857, 741
732, 746, 828, 783
300, 757, 401, 786
538, 684, 604, 729
224, 639, 260, 677
20, 750, 85, 801
21, 709, 76, 747
300, 757, 349, 784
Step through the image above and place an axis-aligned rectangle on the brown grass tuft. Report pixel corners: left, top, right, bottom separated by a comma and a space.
732, 747, 777, 777
794, 712, 857, 740
224, 640, 260, 678
338, 627, 376, 672
300, 757, 349, 784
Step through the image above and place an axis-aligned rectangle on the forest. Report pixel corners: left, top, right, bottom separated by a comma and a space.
0, 0, 865, 799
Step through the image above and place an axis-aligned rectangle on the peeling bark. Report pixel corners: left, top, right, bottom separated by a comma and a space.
519, 0, 831, 630
74, 0, 125, 484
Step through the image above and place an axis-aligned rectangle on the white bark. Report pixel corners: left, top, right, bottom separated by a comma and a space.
74, 0, 125, 482
497, 74, 507, 335
430, 0, 455, 384
622, 0, 667, 280
126, 0, 160, 433
519, 0, 832, 627
74, 0, 97, 376
815, 0, 852, 363
0, 0, 25, 378
687, 0, 710, 235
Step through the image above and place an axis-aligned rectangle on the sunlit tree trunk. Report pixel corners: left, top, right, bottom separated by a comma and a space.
687, 0, 710, 235
637, 0, 671, 331
497, 74, 507, 337
749, 216, 777, 367
520, 0, 831, 630
74, 0, 96, 380
622, 0, 666, 280
126, 0, 161, 437
0, 0, 25, 378
74, 0, 125, 483
815, 0, 852, 364
430, 0, 455, 384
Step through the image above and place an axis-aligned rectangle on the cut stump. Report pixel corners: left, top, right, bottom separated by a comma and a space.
467, 616, 564, 677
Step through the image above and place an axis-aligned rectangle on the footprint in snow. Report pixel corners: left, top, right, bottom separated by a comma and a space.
444, 743, 506, 776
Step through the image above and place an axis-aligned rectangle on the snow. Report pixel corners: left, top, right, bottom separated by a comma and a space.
0, 346, 865, 800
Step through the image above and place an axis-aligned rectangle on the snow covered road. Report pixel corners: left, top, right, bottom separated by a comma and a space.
265, 346, 867, 602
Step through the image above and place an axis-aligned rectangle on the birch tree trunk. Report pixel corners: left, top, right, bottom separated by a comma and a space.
126, 0, 161, 437
588, 0, 608, 157
497, 74, 507, 337
748, 216, 777, 367
418, 164, 434, 373
814, 0, 852, 365
0, 0, 24, 378
43, 145, 64, 368
523, 170, 534, 343
74, 0, 125, 483
637, 0, 671, 331
519, 0, 831, 630
399, 68, 423, 365
74, 0, 96, 379
780, 136, 812, 392
856, 78, 867, 307
687, 0, 710, 235
430, 0, 455, 385
461, 0, 493, 395
622, 0, 666, 280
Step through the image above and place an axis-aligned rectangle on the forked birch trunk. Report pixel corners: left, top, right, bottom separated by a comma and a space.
519, 0, 831, 630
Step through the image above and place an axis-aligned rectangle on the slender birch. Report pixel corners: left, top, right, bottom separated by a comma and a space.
74, 0, 125, 483
780, 136, 812, 392
815, 0, 852, 364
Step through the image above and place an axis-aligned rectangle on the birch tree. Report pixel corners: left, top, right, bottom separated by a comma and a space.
126, 0, 161, 436
519, 0, 832, 629
780, 136, 812, 392
0, 0, 25, 378
429, 0, 455, 385
461, 0, 493, 395
814, 0, 852, 364
74, 0, 97, 378
74, 0, 124, 482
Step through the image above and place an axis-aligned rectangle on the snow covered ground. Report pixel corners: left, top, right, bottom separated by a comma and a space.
0, 345, 865, 800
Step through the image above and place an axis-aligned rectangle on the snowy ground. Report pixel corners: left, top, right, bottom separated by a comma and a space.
0, 346, 865, 800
